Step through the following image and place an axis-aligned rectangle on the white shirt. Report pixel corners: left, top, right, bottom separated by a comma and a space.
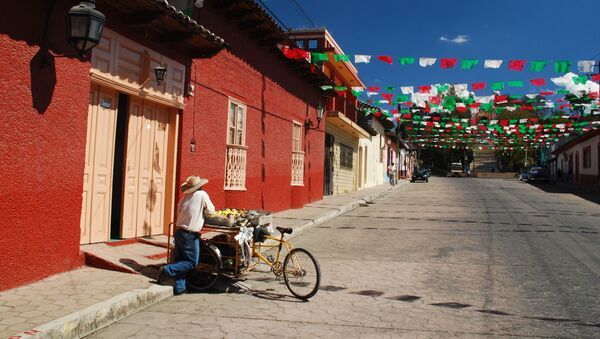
176, 190, 215, 232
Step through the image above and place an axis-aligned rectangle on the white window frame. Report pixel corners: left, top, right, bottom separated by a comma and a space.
224, 99, 248, 190
291, 121, 305, 186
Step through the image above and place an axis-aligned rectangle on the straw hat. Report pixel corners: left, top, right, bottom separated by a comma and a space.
181, 175, 209, 194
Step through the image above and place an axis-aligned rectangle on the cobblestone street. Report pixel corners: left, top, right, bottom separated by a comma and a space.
88, 177, 600, 338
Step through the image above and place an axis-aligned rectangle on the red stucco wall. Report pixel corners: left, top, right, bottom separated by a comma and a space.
178, 5, 325, 212
0, 0, 89, 291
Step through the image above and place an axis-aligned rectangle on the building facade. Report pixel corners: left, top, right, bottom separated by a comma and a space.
551, 130, 600, 187
290, 29, 370, 195
0, 0, 330, 291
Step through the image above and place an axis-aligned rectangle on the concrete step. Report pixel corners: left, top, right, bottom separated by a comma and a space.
474, 172, 517, 179
81, 237, 170, 277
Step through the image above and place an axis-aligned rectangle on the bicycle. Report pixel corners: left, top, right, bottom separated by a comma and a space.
179, 216, 321, 300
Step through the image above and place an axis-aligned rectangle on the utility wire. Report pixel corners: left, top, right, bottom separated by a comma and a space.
288, 0, 317, 27
256, 0, 291, 32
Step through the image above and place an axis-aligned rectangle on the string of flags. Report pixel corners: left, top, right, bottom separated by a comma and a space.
280, 45, 599, 73
321, 73, 600, 97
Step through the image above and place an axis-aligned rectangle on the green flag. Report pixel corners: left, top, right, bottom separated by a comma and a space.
384, 86, 396, 92
320, 85, 333, 91
351, 90, 362, 97
508, 80, 523, 88
436, 84, 450, 93
530, 60, 547, 72
573, 75, 588, 85
556, 89, 570, 94
554, 61, 571, 73
334, 86, 348, 91
461, 59, 479, 70
334, 54, 350, 62
481, 103, 493, 111
491, 82, 505, 91
399, 57, 415, 65
311, 52, 329, 63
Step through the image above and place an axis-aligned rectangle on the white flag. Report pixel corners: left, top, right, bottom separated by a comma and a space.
354, 55, 371, 64
400, 86, 414, 94
519, 119, 528, 124
419, 58, 437, 67
578, 60, 596, 73
351, 87, 365, 92
367, 92, 378, 97
484, 59, 503, 69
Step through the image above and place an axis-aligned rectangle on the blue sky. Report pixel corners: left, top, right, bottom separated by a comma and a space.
263, 0, 600, 97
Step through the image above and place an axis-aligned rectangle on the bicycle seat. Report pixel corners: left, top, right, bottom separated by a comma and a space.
276, 226, 293, 235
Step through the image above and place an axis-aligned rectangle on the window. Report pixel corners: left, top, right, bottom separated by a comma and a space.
339, 144, 353, 169
583, 146, 592, 169
291, 122, 304, 186
224, 100, 247, 190
308, 39, 318, 49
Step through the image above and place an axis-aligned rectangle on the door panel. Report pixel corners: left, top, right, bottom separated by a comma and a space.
121, 100, 172, 238
80, 86, 118, 244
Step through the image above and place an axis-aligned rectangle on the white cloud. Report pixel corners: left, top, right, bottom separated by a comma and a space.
440, 35, 470, 45
550, 72, 599, 97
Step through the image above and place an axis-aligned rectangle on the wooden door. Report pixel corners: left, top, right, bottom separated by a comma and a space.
80, 85, 118, 244
121, 99, 172, 238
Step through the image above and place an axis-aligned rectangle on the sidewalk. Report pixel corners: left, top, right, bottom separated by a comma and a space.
1, 182, 406, 339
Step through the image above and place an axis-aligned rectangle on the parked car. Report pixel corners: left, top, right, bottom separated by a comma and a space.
527, 166, 549, 183
411, 168, 429, 183
449, 162, 463, 177
518, 168, 529, 181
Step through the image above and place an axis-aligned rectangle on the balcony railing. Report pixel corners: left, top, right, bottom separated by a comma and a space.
291, 151, 305, 186
225, 144, 247, 190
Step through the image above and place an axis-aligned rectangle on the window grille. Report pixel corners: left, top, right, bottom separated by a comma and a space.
225, 100, 247, 190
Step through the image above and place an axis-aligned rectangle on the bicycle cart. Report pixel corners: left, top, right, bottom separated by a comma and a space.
166, 212, 321, 300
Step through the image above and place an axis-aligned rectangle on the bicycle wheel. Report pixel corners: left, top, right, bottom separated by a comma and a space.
283, 248, 320, 300
186, 242, 222, 291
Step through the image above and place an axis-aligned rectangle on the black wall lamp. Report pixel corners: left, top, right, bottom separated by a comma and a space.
154, 64, 167, 84
305, 102, 325, 131
67, 0, 106, 56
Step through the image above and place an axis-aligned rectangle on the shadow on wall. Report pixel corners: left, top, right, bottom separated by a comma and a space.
0, 0, 83, 114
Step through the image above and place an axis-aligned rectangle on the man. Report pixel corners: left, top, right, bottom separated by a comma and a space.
158, 175, 215, 295
388, 162, 397, 186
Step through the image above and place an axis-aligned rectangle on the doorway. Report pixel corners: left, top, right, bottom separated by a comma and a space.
324, 133, 334, 195
110, 94, 130, 240
80, 86, 179, 244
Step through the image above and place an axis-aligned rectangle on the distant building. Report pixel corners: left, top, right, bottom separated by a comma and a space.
550, 130, 600, 187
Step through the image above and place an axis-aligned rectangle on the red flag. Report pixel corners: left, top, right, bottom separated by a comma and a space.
472, 82, 486, 91
479, 125, 488, 131
539, 91, 554, 96
494, 95, 508, 103
418, 85, 431, 93
382, 93, 393, 101
508, 60, 526, 71
402, 102, 413, 107
430, 96, 441, 105
529, 118, 539, 123
440, 58, 458, 69
433, 116, 441, 121
335, 90, 346, 96
368, 86, 380, 92
469, 103, 481, 108
281, 46, 309, 60
377, 55, 393, 64
391, 109, 399, 114
530, 79, 546, 86
457, 106, 467, 113
592, 74, 600, 81
402, 114, 412, 119
522, 105, 534, 111
424, 102, 431, 113
499, 120, 509, 126
589, 92, 599, 99
374, 111, 382, 117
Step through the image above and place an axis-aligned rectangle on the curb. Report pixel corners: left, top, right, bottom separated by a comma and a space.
12, 285, 173, 339
289, 182, 407, 239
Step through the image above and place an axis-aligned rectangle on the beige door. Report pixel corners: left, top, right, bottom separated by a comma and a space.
80, 85, 118, 244
121, 98, 174, 238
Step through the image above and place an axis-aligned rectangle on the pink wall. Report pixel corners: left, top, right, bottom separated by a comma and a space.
0, 0, 89, 291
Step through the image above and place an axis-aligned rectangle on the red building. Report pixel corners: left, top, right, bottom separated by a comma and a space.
0, 0, 330, 291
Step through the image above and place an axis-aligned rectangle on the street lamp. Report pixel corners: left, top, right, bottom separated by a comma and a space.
67, 0, 106, 56
305, 102, 325, 131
